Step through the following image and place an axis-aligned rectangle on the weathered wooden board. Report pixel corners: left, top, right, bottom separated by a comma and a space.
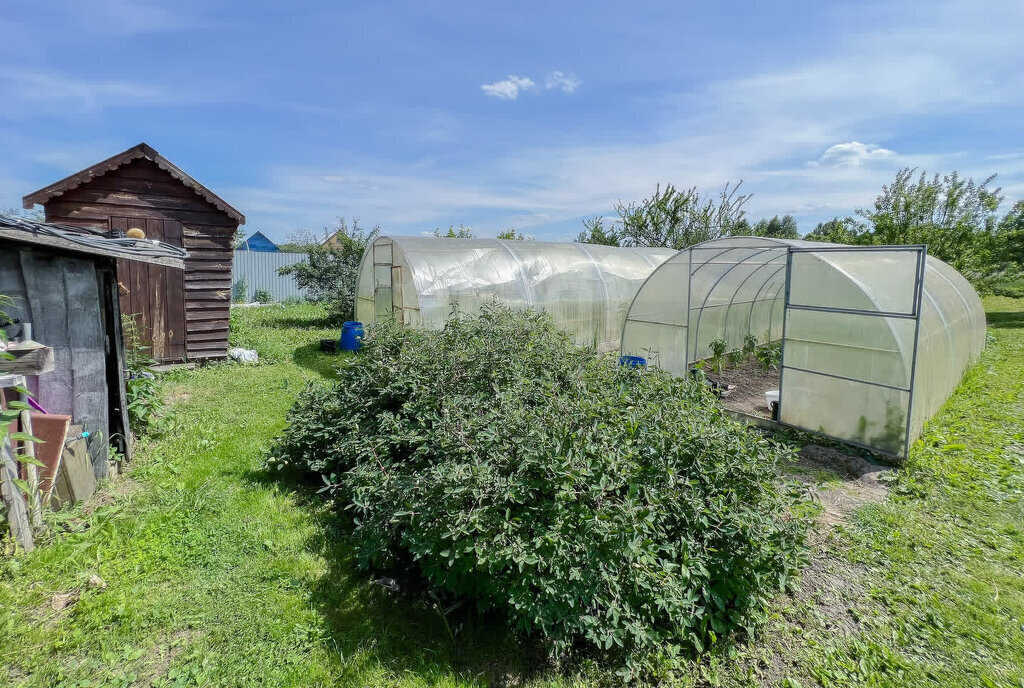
1, 434, 34, 552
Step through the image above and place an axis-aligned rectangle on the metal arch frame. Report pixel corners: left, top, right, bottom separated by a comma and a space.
493, 239, 536, 307
777, 244, 928, 459
690, 247, 785, 363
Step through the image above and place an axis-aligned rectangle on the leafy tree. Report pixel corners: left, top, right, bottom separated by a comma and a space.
995, 200, 1024, 268
613, 182, 751, 249
496, 228, 534, 241
750, 214, 800, 239
277, 218, 379, 322
856, 168, 1002, 276
805, 217, 865, 244
575, 216, 621, 246
576, 182, 749, 249
434, 225, 474, 238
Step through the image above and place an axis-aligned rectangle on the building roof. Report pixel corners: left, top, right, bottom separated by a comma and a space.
0, 213, 187, 268
237, 230, 279, 252
22, 142, 245, 225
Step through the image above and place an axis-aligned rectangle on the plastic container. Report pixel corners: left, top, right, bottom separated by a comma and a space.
765, 390, 779, 407
339, 321, 364, 352
619, 355, 647, 368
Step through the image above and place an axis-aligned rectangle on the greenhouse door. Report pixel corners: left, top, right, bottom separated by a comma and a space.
778, 246, 926, 458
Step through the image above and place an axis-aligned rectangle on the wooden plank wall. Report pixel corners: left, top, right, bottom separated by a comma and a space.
0, 246, 111, 478
41, 158, 237, 360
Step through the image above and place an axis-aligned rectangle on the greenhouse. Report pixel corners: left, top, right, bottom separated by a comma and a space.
621, 236, 986, 457
355, 235, 676, 351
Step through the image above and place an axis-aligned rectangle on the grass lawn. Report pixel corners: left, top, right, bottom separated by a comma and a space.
2, 298, 1023, 687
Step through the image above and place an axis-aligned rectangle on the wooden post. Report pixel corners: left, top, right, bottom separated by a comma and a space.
19, 410, 43, 529
1, 433, 34, 552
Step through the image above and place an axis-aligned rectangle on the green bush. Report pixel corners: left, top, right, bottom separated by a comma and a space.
269, 304, 810, 675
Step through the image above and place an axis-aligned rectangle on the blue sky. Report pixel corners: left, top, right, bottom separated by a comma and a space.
2, 0, 1022, 242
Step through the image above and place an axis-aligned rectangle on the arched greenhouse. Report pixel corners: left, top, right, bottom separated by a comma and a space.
620, 236, 986, 457
355, 235, 676, 352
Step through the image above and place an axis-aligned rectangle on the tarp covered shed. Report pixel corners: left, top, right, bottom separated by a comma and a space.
356, 236, 676, 351
621, 236, 986, 457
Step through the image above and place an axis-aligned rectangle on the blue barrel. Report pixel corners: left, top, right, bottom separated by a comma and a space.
619, 355, 646, 368
340, 321, 364, 351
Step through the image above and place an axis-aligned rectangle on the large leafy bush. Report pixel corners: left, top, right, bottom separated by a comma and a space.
270, 304, 809, 674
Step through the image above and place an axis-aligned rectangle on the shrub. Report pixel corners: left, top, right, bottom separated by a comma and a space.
253, 288, 273, 303
269, 304, 810, 676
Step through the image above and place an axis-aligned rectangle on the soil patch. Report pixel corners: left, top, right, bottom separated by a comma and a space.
706, 358, 780, 419
795, 443, 890, 530
83, 476, 142, 515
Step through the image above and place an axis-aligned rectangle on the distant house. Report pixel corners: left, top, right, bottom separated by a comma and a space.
22, 143, 245, 363
236, 231, 279, 252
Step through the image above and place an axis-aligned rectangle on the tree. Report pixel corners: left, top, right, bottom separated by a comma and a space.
995, 200, 1024, 269
575, 217, 620, 246
749, 215, 800, 239
434, 225, 474, 238
277, 218, 379, 322
277, 227, 322, 253
856, 168, 1002, 276
614, 182, 751, 249
496, 228, 534, 241
805, 217, 864, 244
578, 182, 750, 250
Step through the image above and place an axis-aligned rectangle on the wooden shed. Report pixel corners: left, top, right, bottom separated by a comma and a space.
1, 214, 186, 476
22, 143, 245, 362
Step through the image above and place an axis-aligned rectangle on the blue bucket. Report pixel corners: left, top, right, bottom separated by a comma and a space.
619, 355, 646, 368
340, 321, 364, 352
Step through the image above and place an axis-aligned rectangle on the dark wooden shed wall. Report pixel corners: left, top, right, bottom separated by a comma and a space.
38, 158, 237, 361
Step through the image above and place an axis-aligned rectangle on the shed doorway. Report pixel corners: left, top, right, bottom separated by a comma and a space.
110, 216, 186, 361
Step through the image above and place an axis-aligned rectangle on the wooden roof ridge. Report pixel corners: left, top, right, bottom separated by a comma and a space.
22, 142, 245, 224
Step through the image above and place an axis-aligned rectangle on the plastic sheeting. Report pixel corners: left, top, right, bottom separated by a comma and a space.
621, 236, 986, 457
355, 236, 676, 351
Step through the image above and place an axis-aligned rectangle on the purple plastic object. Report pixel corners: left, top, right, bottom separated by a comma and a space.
27, 396, 48, 414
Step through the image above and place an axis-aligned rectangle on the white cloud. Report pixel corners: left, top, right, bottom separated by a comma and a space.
544, 71, 580, 93
812, 142, 896, 167
481, 75, 535, 100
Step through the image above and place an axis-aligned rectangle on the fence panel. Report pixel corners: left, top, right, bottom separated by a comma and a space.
232, 251, 310, 301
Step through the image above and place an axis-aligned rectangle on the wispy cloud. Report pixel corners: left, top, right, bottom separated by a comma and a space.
0, 68, 167, 114
481, 75, 535, 100
481, 71, 581, 100
544, 71, 580, 93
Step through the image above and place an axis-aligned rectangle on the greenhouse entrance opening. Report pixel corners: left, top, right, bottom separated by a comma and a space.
621, 236, 986, 459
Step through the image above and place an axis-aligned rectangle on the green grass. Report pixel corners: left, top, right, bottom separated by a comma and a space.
2, 298, 1024, 687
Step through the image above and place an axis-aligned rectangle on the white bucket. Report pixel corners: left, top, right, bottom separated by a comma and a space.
765, 390, 779, 407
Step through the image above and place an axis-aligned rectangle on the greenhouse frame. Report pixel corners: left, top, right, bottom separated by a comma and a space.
355, 235, 676, 352
621, 236, 987, 458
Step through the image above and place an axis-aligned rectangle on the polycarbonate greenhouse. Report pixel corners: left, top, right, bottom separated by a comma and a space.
355, 236, 676, 352
621, 236, 986, 457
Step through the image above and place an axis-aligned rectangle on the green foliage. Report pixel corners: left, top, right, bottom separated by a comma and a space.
253, 289, 273, 303
742, 333, 758, 358
575, 217, 621, 246
121, 314, 168, 437
433, 225, 474, 238
856, 168, 1002, 277
805, 217, 865, 244
496, 228, 533, 241
277, 218, 379, 324
735, 215, 801, 239
582, 182, 751, 250
755, 342, 782, 372
270, 304, 810, 675
708, 337, 728, 372
232, 275, 248, 303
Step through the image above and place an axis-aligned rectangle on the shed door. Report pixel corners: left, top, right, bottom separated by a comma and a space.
110, 217, 186, 362
778, 246, 925, 458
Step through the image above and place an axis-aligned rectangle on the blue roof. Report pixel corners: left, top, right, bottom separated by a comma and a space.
237, 231, 279, 252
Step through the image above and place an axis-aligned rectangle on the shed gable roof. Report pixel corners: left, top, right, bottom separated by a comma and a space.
22, 142, 245, 225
